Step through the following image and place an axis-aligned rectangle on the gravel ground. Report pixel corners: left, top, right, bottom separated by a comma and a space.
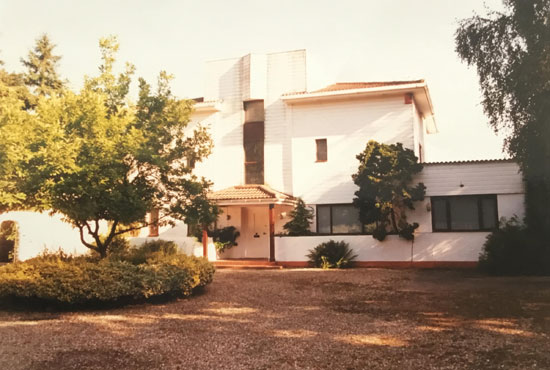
1, 268, 549, 370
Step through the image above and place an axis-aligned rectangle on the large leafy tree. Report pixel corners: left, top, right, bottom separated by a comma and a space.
456, 0, 550, 237
0, 58, 37, 210
0, 36, 218, 257
21, 34, 64, 97
352, 140, 425, 241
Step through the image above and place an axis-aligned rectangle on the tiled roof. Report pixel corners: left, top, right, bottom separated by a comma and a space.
208, 185, 296, 204
312, 80, 425, 93
424, 158, 514, 165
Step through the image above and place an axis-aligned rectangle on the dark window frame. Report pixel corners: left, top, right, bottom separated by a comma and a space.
243, 121, 264, 184
315, 138, 327, 162
431, 194, 499, 232
316, 203, 364, 235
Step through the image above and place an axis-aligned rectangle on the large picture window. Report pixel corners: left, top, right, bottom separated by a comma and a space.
431, 195, 498, 232
316, 204, 362, 234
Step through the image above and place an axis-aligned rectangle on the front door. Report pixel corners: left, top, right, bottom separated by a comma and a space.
238, 206, 269, 258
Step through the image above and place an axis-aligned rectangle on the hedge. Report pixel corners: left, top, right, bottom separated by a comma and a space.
0, 246, 215, 309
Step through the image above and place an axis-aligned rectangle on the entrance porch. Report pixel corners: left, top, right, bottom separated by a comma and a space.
206, 185, 296, 262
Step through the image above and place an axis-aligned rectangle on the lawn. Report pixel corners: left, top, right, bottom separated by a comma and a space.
1, 268, 549, 369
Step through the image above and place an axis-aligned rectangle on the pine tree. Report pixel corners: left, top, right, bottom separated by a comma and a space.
21, 34, 64, 96
283, 198, 314, 236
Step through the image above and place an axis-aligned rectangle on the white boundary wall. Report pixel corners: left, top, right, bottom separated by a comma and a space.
275, 232, 490, 263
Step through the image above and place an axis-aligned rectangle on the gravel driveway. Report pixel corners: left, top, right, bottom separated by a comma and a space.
1, 268, 549, 370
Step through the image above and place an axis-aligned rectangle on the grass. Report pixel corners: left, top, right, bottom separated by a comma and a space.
1, 268, 549, 369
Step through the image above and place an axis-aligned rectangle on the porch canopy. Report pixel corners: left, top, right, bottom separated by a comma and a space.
208, 185, 297, 206
207, 185, 296, 262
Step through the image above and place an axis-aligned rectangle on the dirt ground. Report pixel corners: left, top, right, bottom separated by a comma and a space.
1, 268, 549, 370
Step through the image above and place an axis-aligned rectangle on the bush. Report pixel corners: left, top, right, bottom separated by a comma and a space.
0, 248, 214, 309
210, 226, 240, 253
307, 240, 357, 269
479, 217, 548, 275
283, 198, 314, 236
120, 239, 179, 265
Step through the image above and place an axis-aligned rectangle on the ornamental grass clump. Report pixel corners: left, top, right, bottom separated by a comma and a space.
0, 241, 215, 310
307, 240, 357, 269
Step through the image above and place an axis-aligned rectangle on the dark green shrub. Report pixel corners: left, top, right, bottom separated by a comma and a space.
283, 198, 314, 236
0, 251, 214, 309
479, 217, 547, 275
210, 226, 240, 253
0, 221, 18, 262
307, 240, 357, 269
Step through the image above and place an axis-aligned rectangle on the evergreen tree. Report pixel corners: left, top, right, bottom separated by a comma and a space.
283, 198, 314, 236
352, 140, 425, 241
21, 34, 64, 96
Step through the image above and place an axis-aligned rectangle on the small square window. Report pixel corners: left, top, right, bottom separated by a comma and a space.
316, 139, 327, 162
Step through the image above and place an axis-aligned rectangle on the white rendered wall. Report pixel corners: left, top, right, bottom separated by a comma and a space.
275, 233, 489, 263
417, 161, 523, 196
0, 211, 95, 261
290, 95, 415, 205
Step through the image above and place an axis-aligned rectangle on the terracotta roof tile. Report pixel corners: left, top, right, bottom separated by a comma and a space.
208, 185, 296, 203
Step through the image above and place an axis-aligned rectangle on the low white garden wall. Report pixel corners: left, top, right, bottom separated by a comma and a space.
275, 232, 490, 263
0, 211, 92, 261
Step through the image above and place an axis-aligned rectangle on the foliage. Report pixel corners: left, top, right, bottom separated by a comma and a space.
456, 1, 550, 255
210, 226, 240, 253
307, 240, 357, 269
479, 217, 549, 275
0, 36, 219, 257
283, 198, 314, 236
352, 140, 425, 241
119, 239, 179, 265
21, 34, 64, 97
0, 249, 215, 309
0, 220, 18, 262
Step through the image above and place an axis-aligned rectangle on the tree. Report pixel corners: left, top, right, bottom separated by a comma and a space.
21, 34, 64, 96
0, 36, 219, 258
455, 0, 550, 238
0, 59, 37, 211
283, 198, 314, 235
352, 140, 425, 241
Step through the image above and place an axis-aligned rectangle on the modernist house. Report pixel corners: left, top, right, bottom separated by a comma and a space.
0, 49, 525, 266
134, 49, 525, 267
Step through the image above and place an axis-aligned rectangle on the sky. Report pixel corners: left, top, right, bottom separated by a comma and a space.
0, 0, 507, 162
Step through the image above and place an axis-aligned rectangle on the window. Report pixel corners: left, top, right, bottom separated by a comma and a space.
316, 139, 327, 162
431, 195, 498, 231
243, 121, 264, 184
243, 100, 265, 184
244, 100, 264, 122
317, 204, 362, 234
148, 209, 159, 237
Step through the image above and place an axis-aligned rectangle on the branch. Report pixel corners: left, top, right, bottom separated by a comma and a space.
77, 224, 98, 251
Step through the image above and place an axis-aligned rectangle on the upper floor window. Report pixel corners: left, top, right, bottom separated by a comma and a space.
431, 195, 498, 232
244, 100, 264, 123
316, 139, 327, 162
244, 121, 264, 184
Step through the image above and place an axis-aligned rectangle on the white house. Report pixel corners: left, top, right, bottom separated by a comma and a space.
134, 49, 524, 267
0, 49, 525, 266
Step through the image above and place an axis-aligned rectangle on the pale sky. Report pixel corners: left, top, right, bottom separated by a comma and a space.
0, 0, 507, 162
